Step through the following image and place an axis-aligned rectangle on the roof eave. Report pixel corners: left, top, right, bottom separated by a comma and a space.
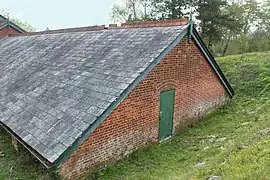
0, 23, 8, 30
0, 14, 7, 21
0, 121, 52, 168
0, 21, 26, 33
8, 22, 27, 33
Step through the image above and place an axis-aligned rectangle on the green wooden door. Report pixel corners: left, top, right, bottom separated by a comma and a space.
158, 89, 175, 141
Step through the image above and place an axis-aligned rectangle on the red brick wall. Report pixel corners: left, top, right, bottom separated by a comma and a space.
59, 37, 229, 179
0, 26, 21, 37
121, 18, 188, 28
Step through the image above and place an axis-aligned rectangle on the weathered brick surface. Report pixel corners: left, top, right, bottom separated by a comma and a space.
0, 26, 21, 37
121, 18, 188, 28
58, 37, 229, 179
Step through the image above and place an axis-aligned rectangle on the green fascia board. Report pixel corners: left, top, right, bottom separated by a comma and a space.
192, 29, 235, 97
50, 27, 189, 169
0, 20, 26, 33
0, 23, 8, 30
9, 22, 26, 33
0, 14, 26, 33
188, 20, 193, 43
51, 25, 234, 169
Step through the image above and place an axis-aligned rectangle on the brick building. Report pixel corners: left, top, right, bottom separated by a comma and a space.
0, 19, 234, 179
0, 14, 26, 37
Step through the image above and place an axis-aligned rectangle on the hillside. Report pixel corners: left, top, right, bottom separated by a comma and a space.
0, 52, 270, 180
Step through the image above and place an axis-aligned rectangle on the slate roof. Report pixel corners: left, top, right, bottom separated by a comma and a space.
0, 25, 189, 164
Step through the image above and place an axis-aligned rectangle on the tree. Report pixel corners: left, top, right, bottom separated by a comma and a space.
151, 0, 195, 20
219, 2, 245, 56
111, 0, 195, 22
240, 0, 260, 34
230, 0, 260, 53
111, 0, 153, 22
258, 1, 270, 36
10, 17, 36, 32
196, 0, 237, 50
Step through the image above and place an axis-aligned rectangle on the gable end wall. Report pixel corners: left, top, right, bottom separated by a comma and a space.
0, 26, 22, 37
59, 37, 230, 179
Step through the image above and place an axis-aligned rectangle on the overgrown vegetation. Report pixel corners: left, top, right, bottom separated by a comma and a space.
1, 52, 270, 179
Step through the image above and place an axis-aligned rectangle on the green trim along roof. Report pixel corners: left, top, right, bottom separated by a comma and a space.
0, 14, 26, 33
51, 25, 234, 169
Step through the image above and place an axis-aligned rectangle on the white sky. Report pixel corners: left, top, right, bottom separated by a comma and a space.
0, 0, 118, 31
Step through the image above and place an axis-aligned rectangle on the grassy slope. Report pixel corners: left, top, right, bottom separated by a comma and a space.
0, 52, 270, 180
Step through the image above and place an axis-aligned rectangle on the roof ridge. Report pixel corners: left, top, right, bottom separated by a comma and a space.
8, 25, 106, 37
120, 18, 188, 28
8, 19, 188, 37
